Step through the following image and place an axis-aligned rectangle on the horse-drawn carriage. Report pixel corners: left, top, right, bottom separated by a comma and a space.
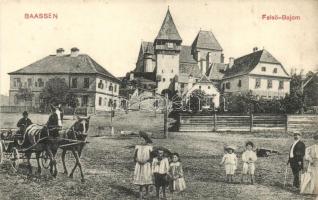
0, 128, 52, 170
0, 107, 91, 182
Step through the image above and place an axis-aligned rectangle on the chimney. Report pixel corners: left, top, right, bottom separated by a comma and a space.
221, 53, 224, 63
253, 47, 258, 52
56, 48, 65, 56
70, 47, 80, 57
129, 72, 134, 81
229, 57, 234, 69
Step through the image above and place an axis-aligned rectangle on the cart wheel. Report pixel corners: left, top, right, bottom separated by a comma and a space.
41, 151, 50, 169
0, 141, 4, 164
11, 148, 20, 171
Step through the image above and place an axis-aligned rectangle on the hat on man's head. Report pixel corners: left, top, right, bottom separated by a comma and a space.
139, 131, 153, 144
23, 111, 28, 116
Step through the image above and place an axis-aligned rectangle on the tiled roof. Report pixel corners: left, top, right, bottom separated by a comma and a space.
179, 62, 203, 83
206, 63, 227, 80
180, 45, 197, 64
223, 49, 281, 78
155, 9, 182, 41
138, 42, 197, 64
141, 42, 154, 54
9, 54, 120, 82
192, 30, 222, 51
197, 75, 211, 83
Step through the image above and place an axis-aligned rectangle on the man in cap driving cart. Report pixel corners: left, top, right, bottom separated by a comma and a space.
16, 111, 33, 135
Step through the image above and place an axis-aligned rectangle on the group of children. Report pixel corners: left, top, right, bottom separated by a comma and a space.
133, 131, 186, 199
133, 131, 257, 199
219, 141, 257, 184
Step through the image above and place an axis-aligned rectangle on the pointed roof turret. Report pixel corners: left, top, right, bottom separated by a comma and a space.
192, 30, 222, 51
155, 9, 182, 42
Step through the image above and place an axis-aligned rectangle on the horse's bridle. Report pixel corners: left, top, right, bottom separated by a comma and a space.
71, 126, 88, 141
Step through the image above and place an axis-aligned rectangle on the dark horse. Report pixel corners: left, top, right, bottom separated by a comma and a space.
60, 116, 90, 182
23, 105, 63, 176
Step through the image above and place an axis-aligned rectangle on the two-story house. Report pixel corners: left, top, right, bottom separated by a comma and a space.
8, 47, 121, 112
221, 48, 291, 99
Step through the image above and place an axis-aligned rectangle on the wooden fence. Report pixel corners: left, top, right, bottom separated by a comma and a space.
178, 114, 318, 132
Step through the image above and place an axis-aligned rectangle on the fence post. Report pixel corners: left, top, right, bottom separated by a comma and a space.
285, 114, 288, 133
213, 112, 217, 132
250, 113, 253, 133
164, 93, 169, 139
178, 114, 182, 131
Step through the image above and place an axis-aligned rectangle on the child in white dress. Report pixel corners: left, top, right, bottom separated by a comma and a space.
241, 141, 257, 184
220, 145, 237, 183
133, 131, 153, 200
169, 153, 186, 193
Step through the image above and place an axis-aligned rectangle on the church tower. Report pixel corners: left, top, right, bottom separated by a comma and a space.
154, 9, 182, 94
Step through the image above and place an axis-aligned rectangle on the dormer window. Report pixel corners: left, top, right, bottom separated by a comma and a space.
273, 68, 277, 73
238, 80, 242, 87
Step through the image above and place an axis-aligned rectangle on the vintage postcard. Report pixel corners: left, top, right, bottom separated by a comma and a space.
0, 0, 317, 199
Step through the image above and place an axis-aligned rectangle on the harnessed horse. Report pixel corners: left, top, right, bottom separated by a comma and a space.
60, 116, 90, 182
23, 105, 62, 176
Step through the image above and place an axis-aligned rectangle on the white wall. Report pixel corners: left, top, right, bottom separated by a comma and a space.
222, 75, 249, 93
248, 76, 290, 97
186, 82, 220, 107
156, 53, 179, 93
95, 76, 119, 96
250, 63, 289, 77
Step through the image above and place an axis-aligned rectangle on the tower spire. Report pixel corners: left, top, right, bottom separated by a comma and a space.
155, 8, 182, 42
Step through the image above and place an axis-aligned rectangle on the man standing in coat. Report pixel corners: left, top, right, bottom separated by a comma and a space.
287, 131, 306, 188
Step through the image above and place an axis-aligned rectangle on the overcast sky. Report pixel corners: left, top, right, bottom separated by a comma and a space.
0, 0, 317, 95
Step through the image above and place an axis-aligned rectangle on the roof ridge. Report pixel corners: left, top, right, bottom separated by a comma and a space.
84, 55, 99, 73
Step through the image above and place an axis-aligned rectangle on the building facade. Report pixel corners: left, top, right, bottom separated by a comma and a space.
221, 49, 290, 99
8, 48, 121, 112
130, 9, 222, 108
128, 9, 290, 107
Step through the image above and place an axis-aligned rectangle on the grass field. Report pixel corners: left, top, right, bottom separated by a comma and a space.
0, 112, 317, 200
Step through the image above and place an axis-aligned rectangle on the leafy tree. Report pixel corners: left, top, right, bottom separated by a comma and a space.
304, 72, 318, 107
65, 93, 78, 109
15, 88, 34, 107
188, 89, 206, 113
288, 71, 305, 113
40, 77, 77, 110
